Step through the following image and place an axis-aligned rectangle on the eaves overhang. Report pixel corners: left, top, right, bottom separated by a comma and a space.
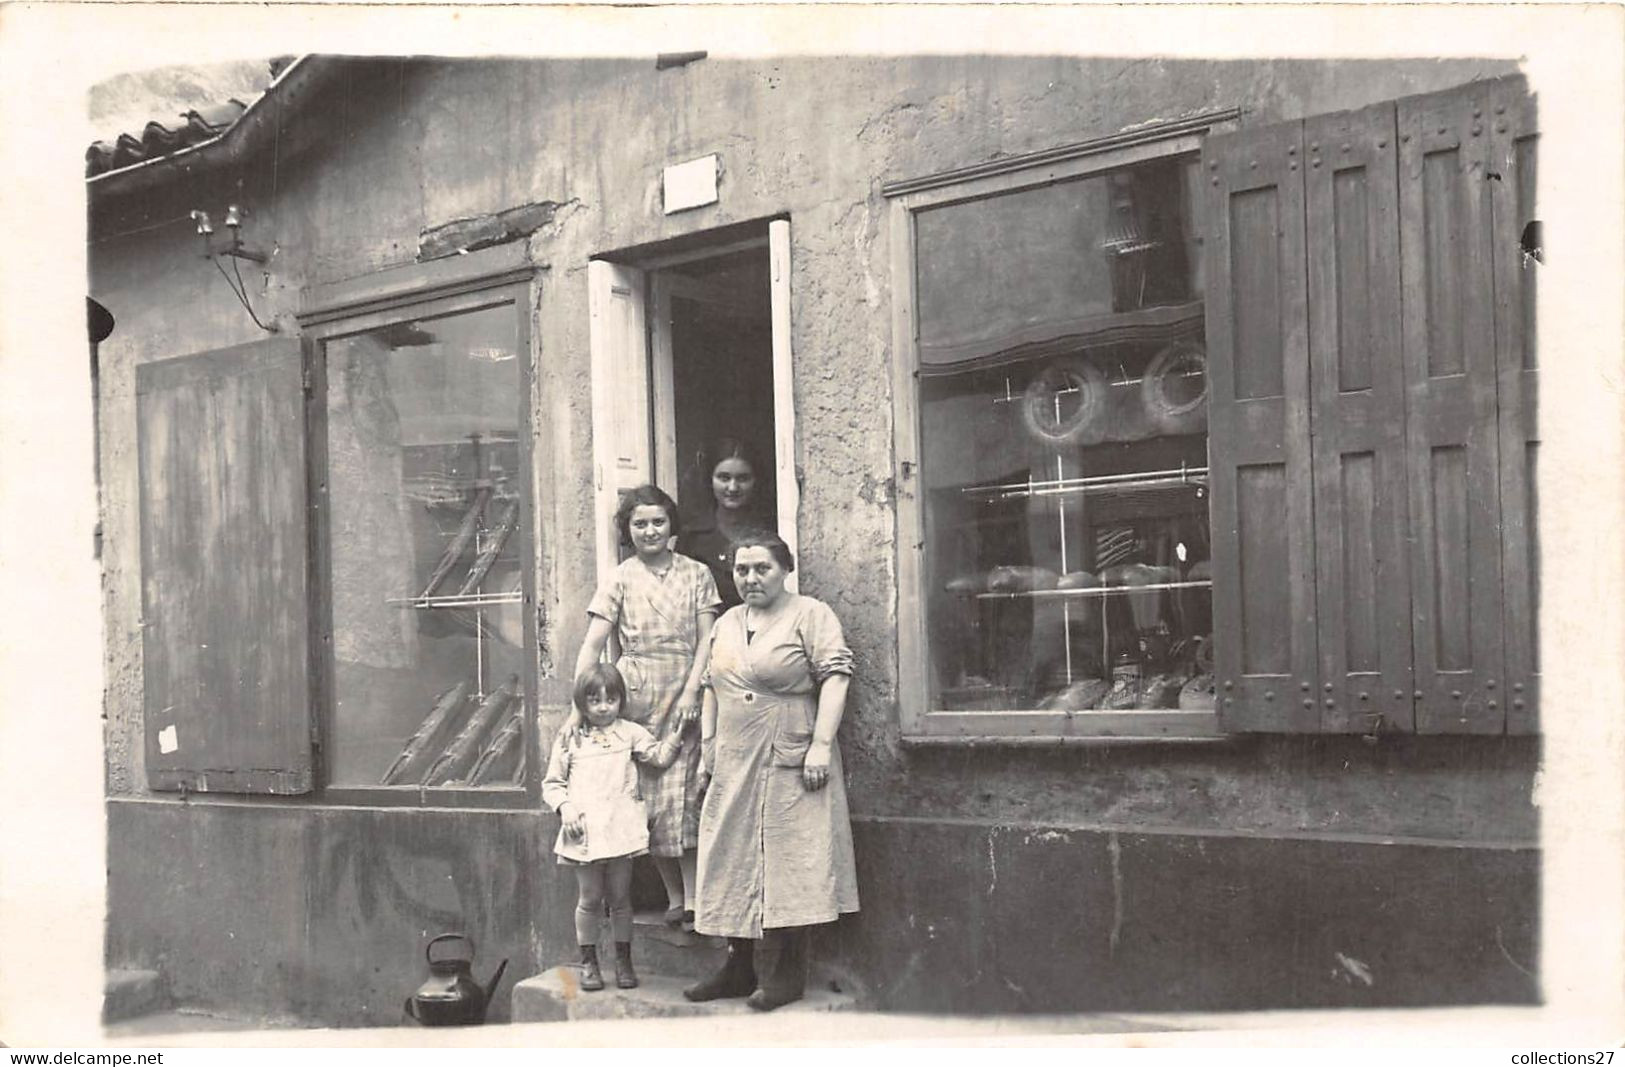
86, 55, 341, 201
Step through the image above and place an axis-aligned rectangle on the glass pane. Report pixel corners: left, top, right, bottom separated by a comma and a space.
324, 303, 527, 787
916, 155, 1215, 715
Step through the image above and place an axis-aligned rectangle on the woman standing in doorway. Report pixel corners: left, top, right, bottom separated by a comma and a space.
573, 485, 721, 930
684, 530, 859, 1011
679, 438, 772, 610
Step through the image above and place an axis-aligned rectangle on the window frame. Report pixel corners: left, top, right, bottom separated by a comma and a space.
886, 112, 1239, 743
298, 244, 542, 807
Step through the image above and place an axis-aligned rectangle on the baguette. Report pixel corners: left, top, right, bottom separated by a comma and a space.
379, 681, 471, 785
467, 703, 525, 785
420, 675, 519, 786
420, 487, 491, 598
457, 497, 521, 596
986, 565, 1060, 593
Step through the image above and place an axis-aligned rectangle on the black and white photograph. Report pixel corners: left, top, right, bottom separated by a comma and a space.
1, 1, 1622, 1051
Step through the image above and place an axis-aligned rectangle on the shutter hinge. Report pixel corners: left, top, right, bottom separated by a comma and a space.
301, 360, 315, 396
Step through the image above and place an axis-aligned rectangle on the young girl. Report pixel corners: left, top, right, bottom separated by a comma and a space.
543, 662, 689, 991
573, 485, 721, 931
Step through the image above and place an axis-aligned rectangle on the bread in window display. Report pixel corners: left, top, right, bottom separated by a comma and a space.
1040, 677, 1112, 711
1178, 673, 1216, 710
1140, 339, 1209, 435
944, 572, 988, 596
1136, 672, 1188, 709
986, 565, 1060, 592
1099, 673, 1144, 710
1186, 558, 1212, 581
1021, 357, 1109, 447
1056, 570, 1100, 590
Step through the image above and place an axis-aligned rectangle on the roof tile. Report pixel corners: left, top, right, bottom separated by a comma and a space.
87, 65, 265, 179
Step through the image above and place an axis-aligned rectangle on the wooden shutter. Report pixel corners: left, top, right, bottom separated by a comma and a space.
1304, 103, 1416, 733
1204, 120, 1320, 731
1488, 77, 1540, 734
136, 338, 313, 793
1398, 82, 1508, 734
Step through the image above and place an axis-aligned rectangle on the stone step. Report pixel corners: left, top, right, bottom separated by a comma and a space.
511, 967, 857, 1023
103, 968, 170, 1023
593, 910, 728, 980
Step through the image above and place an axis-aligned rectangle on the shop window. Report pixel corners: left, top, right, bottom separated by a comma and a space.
890, 80, 1537, 742
887, 121, 1228, 740
301, 246, 539, 799
319, 303, 527, 787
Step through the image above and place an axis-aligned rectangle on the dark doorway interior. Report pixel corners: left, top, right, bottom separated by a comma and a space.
664, 246, 777, 531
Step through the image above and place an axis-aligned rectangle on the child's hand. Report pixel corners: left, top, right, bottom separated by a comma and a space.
561, 805, 587, 841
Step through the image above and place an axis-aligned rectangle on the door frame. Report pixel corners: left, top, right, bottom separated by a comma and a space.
587, 218, 800, 590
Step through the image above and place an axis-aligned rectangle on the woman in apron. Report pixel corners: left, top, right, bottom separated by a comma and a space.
684, 529, 860, 1011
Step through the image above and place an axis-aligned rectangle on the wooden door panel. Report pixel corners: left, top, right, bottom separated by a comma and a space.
1398, 81, 1506, 733
587, 260, 651, 577
1306, 102, 1413, 733
1204, 119, 1319, 731
1490, 76, 1540, 734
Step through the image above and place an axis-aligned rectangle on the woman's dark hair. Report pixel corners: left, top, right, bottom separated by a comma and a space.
708, 437, 761, 479
727, 528, 795, 573
615, 484, 680, 547
573, 661, 627, 714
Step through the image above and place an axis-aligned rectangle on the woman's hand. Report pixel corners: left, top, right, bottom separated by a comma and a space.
561, 708, 585, 742
676, 684, 703, 727
560, 804, 587, 841
802, 740, 832, 791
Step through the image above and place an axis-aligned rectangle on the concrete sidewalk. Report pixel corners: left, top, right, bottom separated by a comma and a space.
98, 1004, 1582, 1047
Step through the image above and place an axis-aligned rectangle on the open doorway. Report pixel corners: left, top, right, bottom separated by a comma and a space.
652, 246, 777, 555
588, 220, 799, 593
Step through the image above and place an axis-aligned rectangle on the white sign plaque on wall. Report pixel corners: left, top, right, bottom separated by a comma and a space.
663, 154, 719, 214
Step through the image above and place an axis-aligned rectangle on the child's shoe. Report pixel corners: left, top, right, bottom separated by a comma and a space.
578, 944, 604, 991
613, 941, 639, 989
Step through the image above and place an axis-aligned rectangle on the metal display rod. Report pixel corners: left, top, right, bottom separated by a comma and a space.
962, 463, 1209, 499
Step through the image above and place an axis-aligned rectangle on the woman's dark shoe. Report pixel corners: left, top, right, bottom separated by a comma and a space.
614, 941, 639, 989
578, 944, 604, 992
747, 927, 806, 1010
682, 937, 756, 1001
746, 987, 804, 1012
663, 905, 686, 927
681, 909, 696, 933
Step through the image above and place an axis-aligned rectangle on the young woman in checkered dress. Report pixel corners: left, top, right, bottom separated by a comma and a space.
572, 485, 721, 928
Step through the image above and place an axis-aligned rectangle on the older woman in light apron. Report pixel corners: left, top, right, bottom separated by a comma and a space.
684, 529, 859, 1011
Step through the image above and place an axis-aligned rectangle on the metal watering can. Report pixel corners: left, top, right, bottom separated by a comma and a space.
404, 932, 508, 1026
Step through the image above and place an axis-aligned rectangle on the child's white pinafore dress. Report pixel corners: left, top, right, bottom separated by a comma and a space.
543, 719, 668, 865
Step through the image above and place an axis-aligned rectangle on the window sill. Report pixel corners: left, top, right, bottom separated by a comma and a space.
902, 708, 1229, 746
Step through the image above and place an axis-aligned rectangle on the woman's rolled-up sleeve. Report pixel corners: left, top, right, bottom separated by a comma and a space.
586, 570, 623, 622
694, 564, 723, 618
801, 599, 854, 682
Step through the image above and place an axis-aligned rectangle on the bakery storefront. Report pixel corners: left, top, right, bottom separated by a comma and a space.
91, 53, 1542, 1027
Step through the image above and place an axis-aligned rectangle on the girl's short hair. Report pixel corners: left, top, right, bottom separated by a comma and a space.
615, 484, 680, 547
726, 528, 796, 573
573, 662, 627, 714
708, 437, 760, 479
